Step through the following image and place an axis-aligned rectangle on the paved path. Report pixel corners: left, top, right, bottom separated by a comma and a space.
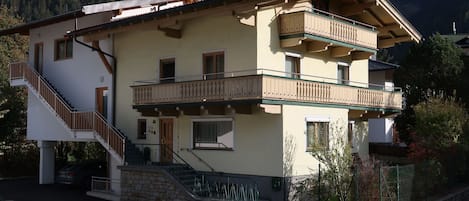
0, 178, 104, 201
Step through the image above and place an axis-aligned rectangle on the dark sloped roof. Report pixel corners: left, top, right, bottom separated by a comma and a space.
369, 60, 399, 71
0, 10, 83, 36
69, 0, 259, 37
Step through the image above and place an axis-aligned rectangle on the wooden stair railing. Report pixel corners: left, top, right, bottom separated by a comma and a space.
9, 62, 125, 161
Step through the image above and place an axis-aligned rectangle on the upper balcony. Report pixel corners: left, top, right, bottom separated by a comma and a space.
278, 8, 377, 60
131, 69, 402, 116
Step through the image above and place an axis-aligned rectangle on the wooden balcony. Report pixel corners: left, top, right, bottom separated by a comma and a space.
132, 74, 402, 111
279, 9, 377, 58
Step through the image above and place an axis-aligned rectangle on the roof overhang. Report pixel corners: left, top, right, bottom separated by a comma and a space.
0, 10, 83, 36
68, 0, 283, 39
338, 0, 422, 48
82, 0, 181, 15
0, 0, 187, 36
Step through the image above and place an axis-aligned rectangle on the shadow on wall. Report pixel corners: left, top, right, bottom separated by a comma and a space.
353, 121, 369, 160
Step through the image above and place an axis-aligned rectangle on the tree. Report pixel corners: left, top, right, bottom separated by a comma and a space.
410, 97, 467, 157
294, 121, 354, 201
394, 34, 465, 143
0, 6, 28, 145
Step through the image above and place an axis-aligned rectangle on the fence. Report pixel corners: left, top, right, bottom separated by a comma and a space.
293, 163, 415, 201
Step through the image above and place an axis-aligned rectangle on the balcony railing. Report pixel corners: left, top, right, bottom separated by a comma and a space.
132, 69, 402, 110
279, 8, 377, 50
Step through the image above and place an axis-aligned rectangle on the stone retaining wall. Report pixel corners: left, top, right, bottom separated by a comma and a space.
120, 166, 195, 201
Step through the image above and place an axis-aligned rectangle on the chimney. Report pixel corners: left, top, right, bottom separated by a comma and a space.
453, 22, 457, 35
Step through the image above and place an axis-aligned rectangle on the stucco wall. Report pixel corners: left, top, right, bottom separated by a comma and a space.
114, 14, 257, 142
28, 12, 114, 118
281, 104, 349, 176
175, 113, 283, 177
256, 8, 371, 84
26, 89, 95, 142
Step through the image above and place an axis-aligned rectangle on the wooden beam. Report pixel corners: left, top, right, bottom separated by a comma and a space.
259, 104, 281, 114
340, 2, 376, 17
364, 9, 384, 27
306, 41, 332, 53
83, 32, 110, 43
233, 105, 252, 114
351, 51, 374, 60
238, 15, 256, 27
206, 105, 225, 115
378, 36, 411, 48
158, 27, 182, 39
377, 23, 400, 34
330, 47, 354, 58
91, 41, 113, 74
280, 37, 305, 47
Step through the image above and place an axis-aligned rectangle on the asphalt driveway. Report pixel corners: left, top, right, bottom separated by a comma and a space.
0, 178, 104, 201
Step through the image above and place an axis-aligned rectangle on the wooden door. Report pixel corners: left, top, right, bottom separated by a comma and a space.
159, 118, 174, 163
34, 43, 43, 75
96, 87, 108, 118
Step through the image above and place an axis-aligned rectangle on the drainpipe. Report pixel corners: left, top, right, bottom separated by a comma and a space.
71, 16, 117, 125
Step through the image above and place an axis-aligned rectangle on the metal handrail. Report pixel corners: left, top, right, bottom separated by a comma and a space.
181, 148, 216, 172
134, 143, 193, 168
132, 68, 402, 92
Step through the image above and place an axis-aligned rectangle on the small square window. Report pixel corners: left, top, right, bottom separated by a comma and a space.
306, 122, 329, 151
55, 38, 73, 60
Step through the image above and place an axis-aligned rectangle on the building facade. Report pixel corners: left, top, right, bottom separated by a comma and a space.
3, 0, 421, 200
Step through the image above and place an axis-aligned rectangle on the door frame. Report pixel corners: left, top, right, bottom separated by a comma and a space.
95, 87, 108, 118
159, 118, 174, 163
34, 43, 44, 75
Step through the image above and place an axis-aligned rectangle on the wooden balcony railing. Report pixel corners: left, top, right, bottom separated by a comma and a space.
132, 74, 402, 110
279, 9, 377, 49
9, 62, 125, 159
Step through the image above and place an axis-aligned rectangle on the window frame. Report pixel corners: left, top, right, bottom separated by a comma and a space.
285, 54, 301, 79
191, 118, 235, 151
159, 58, 176, 83
54, 37, 73, 61
337, 62, 350, 85
203, 51, 225, 80
305, 118, 330, 152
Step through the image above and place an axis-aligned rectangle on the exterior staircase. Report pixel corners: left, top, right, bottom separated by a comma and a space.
9, 62, 143, 164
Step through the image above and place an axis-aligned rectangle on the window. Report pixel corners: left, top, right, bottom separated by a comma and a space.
137, 119, 147, 139
193, 119, 233, 150
203, 52, 224, 80
160, 58, 175, 83
337, 63, 349, 85
306, 122, 329, 151
286, 55, 300, 79
55, 38, 73, 60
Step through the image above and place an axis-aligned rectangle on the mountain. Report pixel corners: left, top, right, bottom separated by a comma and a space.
0, 0, 117, 22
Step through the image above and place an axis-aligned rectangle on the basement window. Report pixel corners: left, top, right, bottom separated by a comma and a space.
55, 38, 73, 60
192, 119, 234, 150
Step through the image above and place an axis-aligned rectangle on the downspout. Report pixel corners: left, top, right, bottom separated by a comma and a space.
72, 16, 117, 125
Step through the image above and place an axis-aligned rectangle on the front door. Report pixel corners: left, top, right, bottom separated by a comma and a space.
96, 87, 108, 118
34, 43, 43, 75
159, 118, 174, 163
